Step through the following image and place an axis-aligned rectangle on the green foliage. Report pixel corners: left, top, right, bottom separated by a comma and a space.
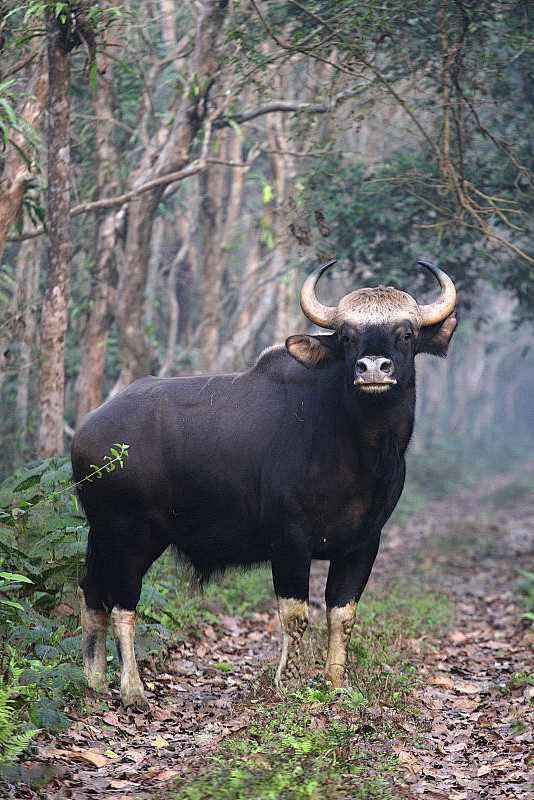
87, 443, 129, 480
0, 446, 128, 613
347, 585, 450, 713
0, 79, 21, 146
19, 1, 126, 44
0, 449, 274, 762
0, 638, 87, 766
0, 457, 87, 615
140, 554, 273, 633
517, 569, 534, 623
276, 0, 534, 318
0, 571, 33, 615
0, 448, 130, 761
172, 584, 449, 800
0, 77, 42, 171
206, 568, 274, 617
175, 695, 399, 799
0, 678, 39, 765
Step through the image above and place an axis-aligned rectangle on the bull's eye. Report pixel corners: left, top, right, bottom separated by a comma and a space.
403, 330, 413, 342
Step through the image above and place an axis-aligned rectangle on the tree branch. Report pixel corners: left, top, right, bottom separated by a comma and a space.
215, 100, 327, 127
8, 98, 329, 242
1, 50, 39, 80
7, 158, 207, 241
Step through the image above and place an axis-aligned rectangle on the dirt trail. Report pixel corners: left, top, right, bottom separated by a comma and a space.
373, 466, 534, 799
5, 466, 534, 799
5, 610, 280, 799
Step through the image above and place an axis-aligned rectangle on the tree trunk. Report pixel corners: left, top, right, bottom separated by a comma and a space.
0, 53, 48, 266
112, 0, 229, 395
14, 225, 42, 461
74, 10, 120, 427
144, 217, 165, 331
159, 0, 177, 50
199, 152, 224, 372
0, 53, 48, 394
37, 18, 71, 458
74, 215, 116, 427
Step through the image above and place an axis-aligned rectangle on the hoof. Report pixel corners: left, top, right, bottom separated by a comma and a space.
275, 669, 304, 693
121, 685, 149, 710
86, 673, 108, 692
324, 669, 349, 691
124, 699, 150, 712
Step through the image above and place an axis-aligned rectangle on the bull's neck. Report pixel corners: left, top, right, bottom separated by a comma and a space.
343, 381, 416, 458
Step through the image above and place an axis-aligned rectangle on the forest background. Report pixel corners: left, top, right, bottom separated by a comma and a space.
0, 0, 533, 473
0, 0, 534, 776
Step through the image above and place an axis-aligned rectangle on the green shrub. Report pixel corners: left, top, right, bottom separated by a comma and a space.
0, 679, 39, 765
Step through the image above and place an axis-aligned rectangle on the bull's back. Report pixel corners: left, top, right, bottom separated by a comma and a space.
71, 371, 285, 520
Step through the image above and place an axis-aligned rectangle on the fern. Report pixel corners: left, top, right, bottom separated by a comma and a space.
0, 680, 39, 764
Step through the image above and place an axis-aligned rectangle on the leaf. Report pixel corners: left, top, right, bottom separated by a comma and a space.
263, 183, 274, 204
455, 682, 482, 695
394, 747, 422, 775
67, 749, 108, 768
30, 702, 71, 732
215, 662, 233, 672
13, 463, 49, 492
227, 118, 243, 138
429, 675, 454, 689
0, 598, 24, 610
149, 735, 169, 748
0, 571, 34, 584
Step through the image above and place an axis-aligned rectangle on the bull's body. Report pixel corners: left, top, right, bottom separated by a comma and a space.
73, 260, 456, 707
74, 346, 408, 595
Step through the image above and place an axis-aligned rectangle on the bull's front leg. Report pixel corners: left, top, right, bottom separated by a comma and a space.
325, 601, 358, 689
275, 597, 309, 690
325, 535, 380, 689
271, 542, 311, 691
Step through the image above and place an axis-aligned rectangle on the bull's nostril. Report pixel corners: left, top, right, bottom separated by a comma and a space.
356, 360, 367, 374
380, 359, 392, 373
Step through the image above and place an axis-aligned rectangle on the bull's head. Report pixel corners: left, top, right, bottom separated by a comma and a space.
287, 260, 457, 395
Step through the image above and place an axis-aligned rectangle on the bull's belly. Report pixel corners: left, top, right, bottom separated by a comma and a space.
167, 512, 270, 574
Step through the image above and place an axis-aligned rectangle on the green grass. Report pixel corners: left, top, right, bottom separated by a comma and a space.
350, 584, 451, 710
139, 553, 274, 634
484, 476, 534, 511
173, 692, 400, 800
168, 584, 451, 800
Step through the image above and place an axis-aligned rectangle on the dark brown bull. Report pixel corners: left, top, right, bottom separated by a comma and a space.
72, 259, 456, 706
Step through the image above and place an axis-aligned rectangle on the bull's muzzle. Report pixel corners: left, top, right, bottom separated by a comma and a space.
354, 357, 397, 392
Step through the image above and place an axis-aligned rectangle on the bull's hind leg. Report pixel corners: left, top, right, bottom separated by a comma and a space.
110, 607, 148, 709
108, 531, 168, 709
81, 513, 167, 708
78, 585, 109, 691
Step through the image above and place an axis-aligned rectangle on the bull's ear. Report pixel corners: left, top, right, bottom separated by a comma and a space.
286, 333, 342, 369
416, 312, 457, 357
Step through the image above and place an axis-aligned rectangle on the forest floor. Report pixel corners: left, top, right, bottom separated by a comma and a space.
4, 464, 534, 799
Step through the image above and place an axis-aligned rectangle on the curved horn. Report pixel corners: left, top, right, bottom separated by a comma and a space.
417, 260, 456, 326
300, 259, 338, 329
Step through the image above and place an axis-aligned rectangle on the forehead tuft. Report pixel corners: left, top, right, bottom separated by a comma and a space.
335, 286, 420, 327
